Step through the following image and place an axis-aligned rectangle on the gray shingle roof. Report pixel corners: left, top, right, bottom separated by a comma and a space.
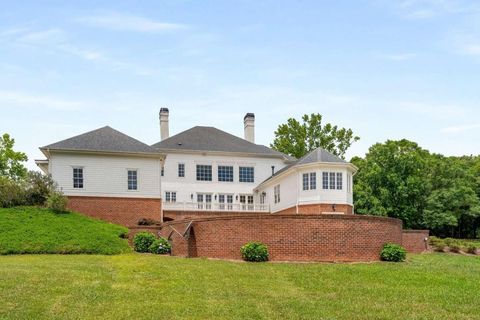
260, 148, 346, 184
41, 126, 160, 154
152, 126, 292, 159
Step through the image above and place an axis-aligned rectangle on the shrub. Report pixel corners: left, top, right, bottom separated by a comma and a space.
137, 218, 158, 226
380, 243, 407, 262
240, 241, 269, 262
466, 243, 479, 254
24, 171, 56, 206
149, 237, 171, 254
449, 240, 463, 253
444, 238, 457, 247
0, 177, 26, 208
133, 232, 156, 253
433, 239, 447, 252
46, 192, 68, 213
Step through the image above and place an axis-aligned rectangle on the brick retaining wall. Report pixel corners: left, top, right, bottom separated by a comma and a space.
402, 230, 429, 253
67, 196, 161, 226
158, 214, 403, 262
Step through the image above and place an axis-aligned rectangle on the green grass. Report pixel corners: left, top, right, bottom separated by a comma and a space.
0, 207, 130, 255
0, 253, 479, 319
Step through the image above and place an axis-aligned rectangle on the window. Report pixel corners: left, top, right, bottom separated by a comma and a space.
165, 191, 176, 202
310, 172, 317, 190
219, 194, 234, 210
303, 173, 309, 190
73, 168, 83, 188
303, 172, 317, 191
239, 166, 254, 183
347, 173, 352, 192
240, 194, 254, 210
178, 163, 185, 177
218, 165, 233, 182
274, 185, 281, 204
196, 165, 212, 181
336, 172, 343, 190
322, 172, 329, 190
127, 170, 137, 190
161, 166, 164, 177
329, 172, 336, 190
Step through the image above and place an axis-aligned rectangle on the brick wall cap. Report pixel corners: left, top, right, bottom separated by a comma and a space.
160, 213, 402, 228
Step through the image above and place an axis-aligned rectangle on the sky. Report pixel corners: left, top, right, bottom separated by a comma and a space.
1, 0, 479, 170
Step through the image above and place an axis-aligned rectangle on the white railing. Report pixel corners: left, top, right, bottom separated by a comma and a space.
163, 201, 270, 212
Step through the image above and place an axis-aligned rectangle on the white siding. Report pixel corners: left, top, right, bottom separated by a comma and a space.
50, 152, 161, 198
257, 164, 355, 213
161, 152, 287, 205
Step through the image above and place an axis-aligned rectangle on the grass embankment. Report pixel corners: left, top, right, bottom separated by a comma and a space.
0, 253, 479, 319
0, 207, 130, 255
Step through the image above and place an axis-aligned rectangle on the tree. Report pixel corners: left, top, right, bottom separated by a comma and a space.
352, 139, 430, 229
0, 133, 28, 181
270, 113, 359, 159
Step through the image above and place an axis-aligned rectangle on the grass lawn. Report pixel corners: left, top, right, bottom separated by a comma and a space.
0, 207, 130, 255
0, 253, 479, 319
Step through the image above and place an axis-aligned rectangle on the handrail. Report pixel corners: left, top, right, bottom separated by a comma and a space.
162, 201, 270, 212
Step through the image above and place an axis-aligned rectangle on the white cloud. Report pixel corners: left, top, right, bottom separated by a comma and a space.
398, 101, 467, 119
0, 90, 83, 111
442, 123, 480, 133
77, 12, 187, 33
384, 0, 474, 19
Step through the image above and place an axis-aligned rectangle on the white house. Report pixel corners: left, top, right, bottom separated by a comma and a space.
36, 109, 357, 225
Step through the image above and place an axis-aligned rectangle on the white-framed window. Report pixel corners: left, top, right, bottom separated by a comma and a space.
336, 172, 343, 190
218, 194, 234, 210
303, 172, 317, 191
127, 170, 137, 190
178, 163, 185, 178
165, 191, 177, 202
329, 172, 336, 190
218, 165, 234, 182
196, 165, 212, 181
323, 172, 344, 190
347, 173, 352, 192
310, 172, 317, 190
197, 193, 212, 209
322, 172, 329, 190
73, 167, 83, 189
274, 185, 281, 204
239, 166, 254, 183
303, 173, 309, 190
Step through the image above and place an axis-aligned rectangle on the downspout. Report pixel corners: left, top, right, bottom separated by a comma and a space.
160, 158, 164, 223
296, 169, 299, 214
351, 169, 358, 214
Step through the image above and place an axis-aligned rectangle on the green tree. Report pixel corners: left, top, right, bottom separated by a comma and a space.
271, 113, 359, 159
352, 139, 430, 229
0, 133, 28, 181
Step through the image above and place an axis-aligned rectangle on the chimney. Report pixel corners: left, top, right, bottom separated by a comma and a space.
244, 113, 255, 143
159, 108, 169, 141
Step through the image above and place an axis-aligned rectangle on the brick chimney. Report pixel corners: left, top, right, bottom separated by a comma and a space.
159, 108, 169, 141
244, 113, 255, 143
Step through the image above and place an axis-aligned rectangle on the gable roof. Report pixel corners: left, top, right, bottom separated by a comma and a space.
41, 126, 160, 155
257, 148, 350, 187
152, 126, 292, 159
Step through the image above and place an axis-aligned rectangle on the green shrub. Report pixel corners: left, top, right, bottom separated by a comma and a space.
133, 232, 156, 253
46, 192, 68, 213
433, 239, 447, 252
149, 237, 171, 254
25, 171, 56, 206
444, 238, 456, 247
0, 177, 26, 208
380, 243, 407, 262
449, 240, 463, 253
240, 241, 269, 262
466, 243, 479, 254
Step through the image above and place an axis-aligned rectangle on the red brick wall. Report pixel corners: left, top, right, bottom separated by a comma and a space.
276, 204, 354, 215
159, 214, 402, 262
163, 210, 268, 221
402, 230, 429, 253
67, 196, 161, 227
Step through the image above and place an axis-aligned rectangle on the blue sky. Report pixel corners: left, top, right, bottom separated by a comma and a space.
1, 0, 479, 170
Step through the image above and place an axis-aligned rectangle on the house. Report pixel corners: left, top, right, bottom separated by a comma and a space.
36, 109, 357, 226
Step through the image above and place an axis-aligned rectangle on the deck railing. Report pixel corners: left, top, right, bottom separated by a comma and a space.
163, 201, 270, 212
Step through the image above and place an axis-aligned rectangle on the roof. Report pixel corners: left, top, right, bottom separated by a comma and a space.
152, 126, 292, 159
259, 148, 348, 185
41, 126, 160, 155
